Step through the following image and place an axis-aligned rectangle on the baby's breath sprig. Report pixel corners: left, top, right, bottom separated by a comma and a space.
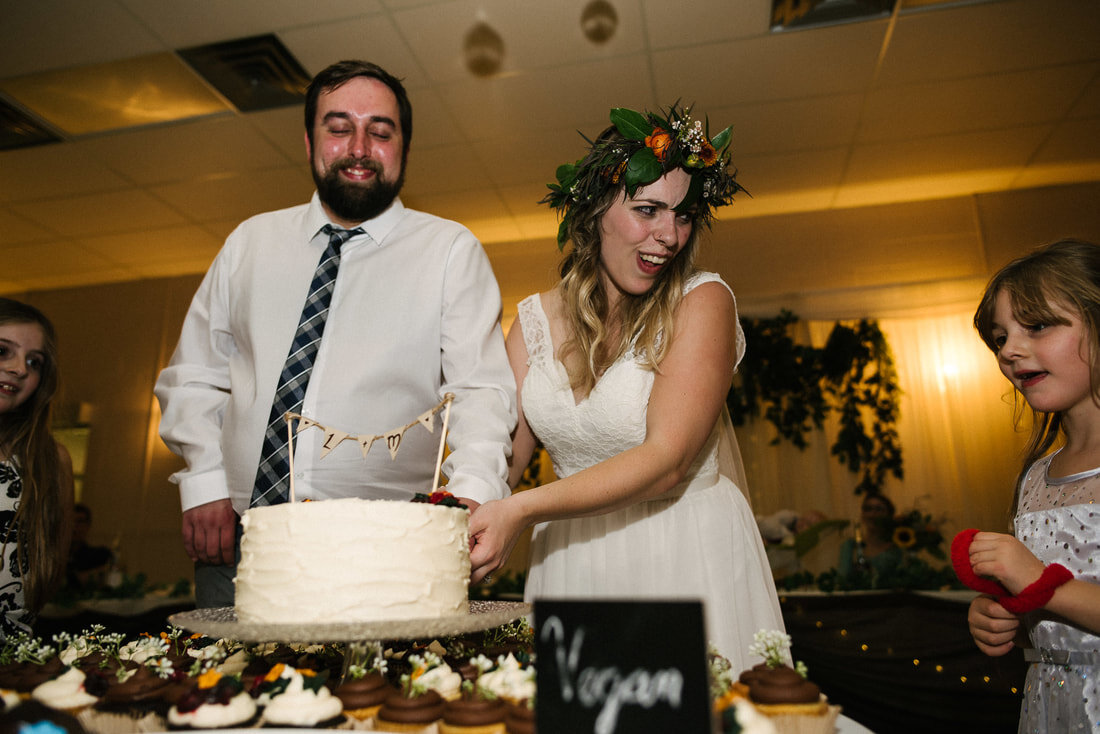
748, 629, 792, 669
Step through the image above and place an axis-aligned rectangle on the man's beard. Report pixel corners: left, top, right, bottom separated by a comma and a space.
313, 157, 405, 223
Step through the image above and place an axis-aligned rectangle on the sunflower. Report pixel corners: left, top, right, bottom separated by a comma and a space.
892, 526, 917, 549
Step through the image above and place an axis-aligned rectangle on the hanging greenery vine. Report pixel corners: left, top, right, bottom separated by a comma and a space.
727, 310, 903, 495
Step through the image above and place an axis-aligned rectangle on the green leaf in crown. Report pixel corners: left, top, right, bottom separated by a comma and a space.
610, 107, 652, 140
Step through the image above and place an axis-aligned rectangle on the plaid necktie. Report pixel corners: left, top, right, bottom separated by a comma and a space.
250, 224, 363, 507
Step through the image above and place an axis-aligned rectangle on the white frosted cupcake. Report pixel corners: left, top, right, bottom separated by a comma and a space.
166, 670, 257, 729
31, 666, 100, 715
259, 665, 344, 728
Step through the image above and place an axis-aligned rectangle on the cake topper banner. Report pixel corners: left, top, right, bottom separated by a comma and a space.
283, 393, 455, 502
284, 393, 454, 461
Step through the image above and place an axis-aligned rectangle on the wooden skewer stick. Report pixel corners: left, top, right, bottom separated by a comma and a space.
286, 412, 297, 503
431, 393, 455, 492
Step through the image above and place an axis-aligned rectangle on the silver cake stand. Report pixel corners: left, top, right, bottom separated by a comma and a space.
169, 601, 531, 682
168, 601, 531, 644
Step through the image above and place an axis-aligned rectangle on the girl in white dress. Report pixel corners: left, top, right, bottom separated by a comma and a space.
468, 106, 784, 668
0, 298, 73, 639
966, 240, 1100, 732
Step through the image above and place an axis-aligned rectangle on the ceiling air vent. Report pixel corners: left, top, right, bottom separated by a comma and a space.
179, 33, 310, 112
0, 96, 60, 151
771, 0, 897, 31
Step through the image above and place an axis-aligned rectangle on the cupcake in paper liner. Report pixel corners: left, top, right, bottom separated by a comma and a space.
31, 666, 104, 716
738, 630, 841, 734
257, 665, 344, 728
439, 673, 508, 734
167, 670, 257, 729
334, 656, 395, 724
373, 679, 446, 734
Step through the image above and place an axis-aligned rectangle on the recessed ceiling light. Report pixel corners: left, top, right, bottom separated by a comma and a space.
0, 52, 230, 137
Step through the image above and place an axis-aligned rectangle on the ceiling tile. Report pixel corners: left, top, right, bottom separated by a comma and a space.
0, 143, 131, 203
1068, 72, 1100, 119
278, 14, 426, 84
976, 182, 1100, 268
2, 240, 131, 281
843, 125, 1051, 187
120, 0, 385, 49
403, 188, 512, 224
652, 20, 887, 108
641, 0, 769, 47
879, 0, 1100, 85
858, 65, 1095, 144
244, 106, 309, 164
404, 87, 467, 148
0, 207, 53, 245
438, 57, 654, 141
735, 148, 848, 198
0, 1, 165, 78
77, 225, 223, 266
150, 167, 314, 222
1012, 117, 1100, 189
76, 116, 293, 186
403, 143, 494, 197
10, 189, 190, 238
470, 129, 601, 190
712, 94, 863, 157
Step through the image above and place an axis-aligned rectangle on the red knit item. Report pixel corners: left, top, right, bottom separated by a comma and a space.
998, 563, 1074, 614
951, 528, 1008, 596
950, 528, 1073, 614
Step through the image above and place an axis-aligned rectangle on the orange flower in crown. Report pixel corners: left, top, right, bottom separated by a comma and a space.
645, 128, 673, 162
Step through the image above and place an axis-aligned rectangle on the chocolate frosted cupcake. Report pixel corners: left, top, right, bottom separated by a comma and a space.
333, 670, 394, 722
373, 688, 445, 733
440, 693, 507, 734
504, 700, 534, 734
0, 657, 66, 694
740, 630, 840, 734
95, 663, 172, 716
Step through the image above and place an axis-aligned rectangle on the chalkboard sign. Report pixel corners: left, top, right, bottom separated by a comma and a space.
534, 599, 712, 734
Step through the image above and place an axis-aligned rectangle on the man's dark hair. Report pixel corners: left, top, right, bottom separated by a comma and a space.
304, 60, 412, 161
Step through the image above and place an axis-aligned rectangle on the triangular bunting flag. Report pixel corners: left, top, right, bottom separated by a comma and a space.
386, 429, 404, 460
417, 409, 436, 433
358, 434, 378, 458
320, 429, 350, 458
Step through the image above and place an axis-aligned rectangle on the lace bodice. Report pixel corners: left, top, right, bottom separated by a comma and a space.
517, 272, 741, 481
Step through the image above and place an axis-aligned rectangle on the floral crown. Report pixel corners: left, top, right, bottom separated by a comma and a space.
541, 103, 746, 249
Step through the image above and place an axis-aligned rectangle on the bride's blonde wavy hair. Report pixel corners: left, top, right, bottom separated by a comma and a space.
556, 131, 701, 395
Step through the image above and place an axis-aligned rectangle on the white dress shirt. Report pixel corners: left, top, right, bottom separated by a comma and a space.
154, 193, 517, 515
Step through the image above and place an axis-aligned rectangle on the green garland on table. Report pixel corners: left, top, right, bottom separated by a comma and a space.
727, 310, 903, 495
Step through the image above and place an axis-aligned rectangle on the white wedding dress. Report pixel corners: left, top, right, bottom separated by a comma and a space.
517, 272, 784, 668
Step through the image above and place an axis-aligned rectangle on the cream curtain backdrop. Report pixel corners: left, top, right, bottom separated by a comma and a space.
736, 309, 1030, 572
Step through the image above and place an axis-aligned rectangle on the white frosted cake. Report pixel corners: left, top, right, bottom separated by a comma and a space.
234, 496, 471, 624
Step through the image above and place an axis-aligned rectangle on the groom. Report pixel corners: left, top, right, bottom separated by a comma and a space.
155, 60, 516, 607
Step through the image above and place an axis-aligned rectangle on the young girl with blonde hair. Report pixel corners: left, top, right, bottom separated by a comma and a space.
964, 239, 1100, 731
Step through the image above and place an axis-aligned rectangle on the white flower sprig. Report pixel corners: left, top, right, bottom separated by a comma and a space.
748, 629, 792, 669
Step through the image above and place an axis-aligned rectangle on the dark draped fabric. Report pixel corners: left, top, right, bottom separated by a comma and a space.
781, 591, 1026, 734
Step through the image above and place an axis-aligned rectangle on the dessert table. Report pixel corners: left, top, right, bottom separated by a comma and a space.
780, 590, 1025, 734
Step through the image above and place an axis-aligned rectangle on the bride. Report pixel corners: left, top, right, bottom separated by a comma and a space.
468, 105, 784, 667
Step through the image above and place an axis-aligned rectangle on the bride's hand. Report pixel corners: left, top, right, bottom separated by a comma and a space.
468, 499, 524, 584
